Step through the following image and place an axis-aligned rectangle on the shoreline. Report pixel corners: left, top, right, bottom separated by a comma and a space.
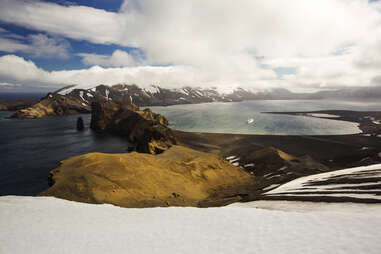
264, 110, 381, 136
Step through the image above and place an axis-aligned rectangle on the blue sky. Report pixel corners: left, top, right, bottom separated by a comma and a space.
0, 0, 129, 71
0, 0, 381, 93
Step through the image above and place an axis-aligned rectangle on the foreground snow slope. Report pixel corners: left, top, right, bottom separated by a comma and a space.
1, 196, 381, 254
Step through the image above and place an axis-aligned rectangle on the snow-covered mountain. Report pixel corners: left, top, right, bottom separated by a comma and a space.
12, 83, 264, 118
12, 83, 381, 119
56, 83, 254, 107
56, 84, 326, 107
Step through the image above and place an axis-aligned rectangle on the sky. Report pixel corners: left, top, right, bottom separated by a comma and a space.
1, 0, 381, 93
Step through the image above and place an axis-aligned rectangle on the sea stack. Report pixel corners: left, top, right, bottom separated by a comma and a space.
76, 117, 84, 131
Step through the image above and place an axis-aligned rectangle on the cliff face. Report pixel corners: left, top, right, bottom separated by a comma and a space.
39, 145, 255, 208
90, 101, 176, 154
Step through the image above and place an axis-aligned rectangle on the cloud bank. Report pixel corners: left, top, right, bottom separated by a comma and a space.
1, 0, 381, 92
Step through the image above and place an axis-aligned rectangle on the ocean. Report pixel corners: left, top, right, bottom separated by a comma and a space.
149, 100, 381, 135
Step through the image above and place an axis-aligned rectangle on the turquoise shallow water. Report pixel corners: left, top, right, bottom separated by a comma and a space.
149, 100, 381, 135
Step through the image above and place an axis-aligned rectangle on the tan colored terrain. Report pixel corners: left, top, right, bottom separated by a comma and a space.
40, 145, 255, 207
11, 93, 89, 119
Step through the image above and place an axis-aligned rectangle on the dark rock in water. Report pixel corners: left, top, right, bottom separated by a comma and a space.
90, 101, 177, 154
76, 117, 84, 131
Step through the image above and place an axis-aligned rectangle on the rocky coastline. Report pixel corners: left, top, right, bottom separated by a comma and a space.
38, 101, 255, 207
90, 101, 177, 154
0, 98, 38, 111
10, 93, 90, 119
264, 110, 381, 136
37, 100, 381, 206
7, 87, 381, 206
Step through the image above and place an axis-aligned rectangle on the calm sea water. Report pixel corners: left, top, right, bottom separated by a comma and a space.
0, 112, 130, 196
149, 100, 381, 135
1, 99, 381, 196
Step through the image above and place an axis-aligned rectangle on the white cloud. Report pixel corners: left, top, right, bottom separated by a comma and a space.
1, 0, 381, 91
0, 54, 241, 91
0, 38, 30, 52
27, 34, 70, 59
77, 50, 142, 67
0, 29, 70, 59
0, 55, 48, 81
0, 0, 122, 45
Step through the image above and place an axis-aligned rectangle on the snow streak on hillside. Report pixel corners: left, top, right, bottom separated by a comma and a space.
265, 164, 381, 202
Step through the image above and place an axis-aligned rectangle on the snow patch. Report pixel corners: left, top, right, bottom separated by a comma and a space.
79, 91, 86, 102
144, 85, 161, 94
308, 113, 340, 118
58, 84, 98, 95
229, 157, 240, 163
263, 184, 280, 191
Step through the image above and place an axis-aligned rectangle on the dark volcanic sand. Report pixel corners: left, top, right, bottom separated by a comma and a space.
175, 110, 381, 204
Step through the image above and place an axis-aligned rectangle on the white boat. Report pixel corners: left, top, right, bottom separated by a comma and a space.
247, 118, 254, 124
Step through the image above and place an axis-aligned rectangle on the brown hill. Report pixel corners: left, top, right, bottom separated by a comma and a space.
39, 145, 255, 208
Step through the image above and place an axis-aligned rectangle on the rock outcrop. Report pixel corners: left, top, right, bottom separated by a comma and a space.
11, 93, 89, 119
76, 117, 84, 131
39, 145, 255, 208
90, 101, 177, 154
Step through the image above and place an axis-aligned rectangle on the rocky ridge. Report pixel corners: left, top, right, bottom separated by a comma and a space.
90, 100, 177, 154
10, 93, 90, 119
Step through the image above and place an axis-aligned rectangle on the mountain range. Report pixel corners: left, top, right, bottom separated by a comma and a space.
7, 83, 381, 119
